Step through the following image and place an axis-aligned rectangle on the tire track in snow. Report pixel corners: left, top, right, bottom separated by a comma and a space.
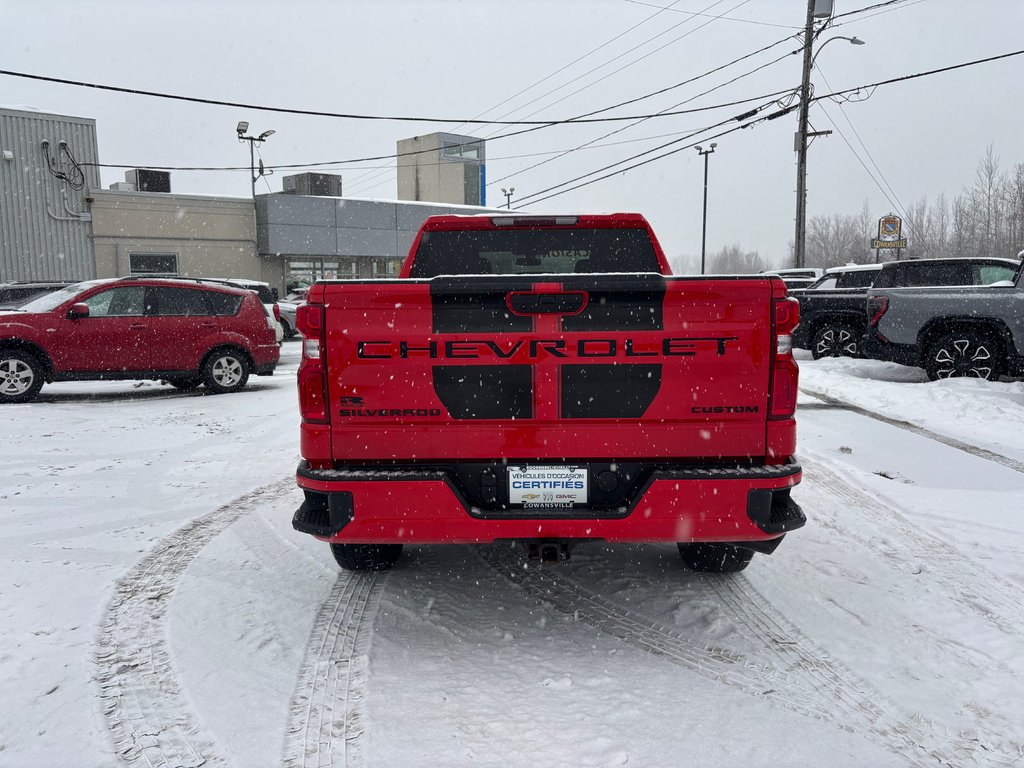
482, 545, 1009, 768
95, 477, 295, 767
702, 569, 1024, 767
799, 387, 1024, 475
282, 569, 388, 768
802, 455, 1024, 637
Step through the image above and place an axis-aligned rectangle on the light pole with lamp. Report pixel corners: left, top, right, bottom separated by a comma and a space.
501, 187, 515, 209
793, 10, 865, 269
236, 121, 276, 199
695, 143, 716, 275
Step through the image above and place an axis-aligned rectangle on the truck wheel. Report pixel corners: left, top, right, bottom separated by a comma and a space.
925, 330, 1001, 381
201, 349, 250, 393
678, 543, 753, 573
330, 543, 403, 571
811, 322, 860, 359
0, 350, 45, 404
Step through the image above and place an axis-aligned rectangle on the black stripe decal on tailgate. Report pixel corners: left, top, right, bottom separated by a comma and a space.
433, 365, 534, 420
559, 274, 666, 331
560, 364, 662, 419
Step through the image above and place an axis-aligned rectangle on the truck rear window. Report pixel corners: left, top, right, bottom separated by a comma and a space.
409, 228, 660, 278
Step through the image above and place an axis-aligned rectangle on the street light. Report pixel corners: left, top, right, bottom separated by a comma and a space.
793, 7, 866, 269
501, 187, 515, 209
695, 143, 716, 275
236, 121, 276, 199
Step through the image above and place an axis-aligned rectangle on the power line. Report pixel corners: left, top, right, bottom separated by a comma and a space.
349, 0, 742, 192
487, 41, 799, 188
0, 66, 805, 127
831, 0, 929, 27
514, 112, 771, 208
513, 94, 790, 206
476, 0, 748, 137
509, 49, 1024, 207
442, 0, 689, 136
813, 65, 907, 219
832, 0, 917, 21
82, 87, 797, 173
810, 49, 1024, 106
622, 0, 803, 29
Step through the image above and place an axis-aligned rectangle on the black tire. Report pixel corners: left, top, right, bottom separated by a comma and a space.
280, 318, 296, 340
811, 321, 861, 360
678, 543, 753, 573
201, 349, 250, 394
165, 376, 202, 391
924, 330, 1002, 381
0, 349, 46, 404
330, 543, 403, 571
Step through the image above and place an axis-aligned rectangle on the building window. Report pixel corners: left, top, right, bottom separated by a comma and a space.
371, 259, 401, 278
130, 253, 178, 275
443, 141, 482, 161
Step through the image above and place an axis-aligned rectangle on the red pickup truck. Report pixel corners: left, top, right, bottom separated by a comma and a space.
292, 214, 804, 572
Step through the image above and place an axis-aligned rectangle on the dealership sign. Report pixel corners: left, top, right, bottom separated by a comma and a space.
872, 214, 907, 249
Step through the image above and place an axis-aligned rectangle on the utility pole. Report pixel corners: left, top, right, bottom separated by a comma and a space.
501, 187, 515, 209
695, 144, 716, 274
793, 0, 816, 270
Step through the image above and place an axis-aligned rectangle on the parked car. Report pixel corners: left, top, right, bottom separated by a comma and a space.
790, 264, 883, 358
866, 257, 1024, 380
203, 277, 284, 342
0, 281, 76, 310
760, 267, 824, 290
794, 257, 1020, 360
869, 257, 1019, 290
277, 300, 299, 339
0, 277, 279, 403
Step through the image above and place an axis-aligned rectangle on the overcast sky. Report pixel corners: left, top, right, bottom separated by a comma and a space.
3, 0, 1021, 268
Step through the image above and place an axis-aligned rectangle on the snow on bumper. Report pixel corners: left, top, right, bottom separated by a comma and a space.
293, 462, 804, 545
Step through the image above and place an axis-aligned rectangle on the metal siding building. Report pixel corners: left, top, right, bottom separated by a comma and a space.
256, 193, 500, 287
0, 107, 100, 281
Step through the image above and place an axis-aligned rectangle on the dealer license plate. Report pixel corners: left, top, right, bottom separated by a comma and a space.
507, 466, 588, 508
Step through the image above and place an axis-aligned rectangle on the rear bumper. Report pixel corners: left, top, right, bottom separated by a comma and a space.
293, 460, 804, 545
252, 342, 280, 375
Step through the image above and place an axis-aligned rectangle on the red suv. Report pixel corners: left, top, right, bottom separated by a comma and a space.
0, 277, 279, 403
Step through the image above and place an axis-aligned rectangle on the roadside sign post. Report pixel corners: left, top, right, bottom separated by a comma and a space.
871, 214, 908, 261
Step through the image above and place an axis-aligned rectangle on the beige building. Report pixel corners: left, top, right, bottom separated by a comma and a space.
89, 189, 285, 290
396, 132, 486, 206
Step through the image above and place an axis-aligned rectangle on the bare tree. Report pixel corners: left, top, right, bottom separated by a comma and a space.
709, 243, 765, 273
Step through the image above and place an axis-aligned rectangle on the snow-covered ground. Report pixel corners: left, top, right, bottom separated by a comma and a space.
1, 345, 1022, 767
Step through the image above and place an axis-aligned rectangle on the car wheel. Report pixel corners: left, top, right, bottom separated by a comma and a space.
165, 376, 202, 391
280, 318, 296, 339
925, 330, 1002, 381
811, 322, 861, 359
330, 543, 403, 571
201, 349, 250, 394
0, 350, 46, 404
678, 543, 753, 573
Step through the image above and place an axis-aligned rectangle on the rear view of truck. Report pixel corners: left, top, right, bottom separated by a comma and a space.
293, 214, 804, 572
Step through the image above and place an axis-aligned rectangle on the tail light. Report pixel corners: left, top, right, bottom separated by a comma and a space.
273, 303, 281, 322
296, 304, 328, 424
769, 297, 799, 419
867, 296, 889, 327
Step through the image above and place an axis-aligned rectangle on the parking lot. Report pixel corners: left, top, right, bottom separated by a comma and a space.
1, 346, 1023, 766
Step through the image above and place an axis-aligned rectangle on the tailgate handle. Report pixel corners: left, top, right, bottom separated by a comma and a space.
507, 291, 587, 316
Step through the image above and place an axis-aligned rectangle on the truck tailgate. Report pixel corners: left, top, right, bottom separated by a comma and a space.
320, 275, 774, 461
